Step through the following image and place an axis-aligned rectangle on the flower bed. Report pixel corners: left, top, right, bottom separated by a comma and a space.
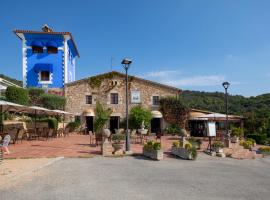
171, 141, 197, 160
143, 141, 163, 160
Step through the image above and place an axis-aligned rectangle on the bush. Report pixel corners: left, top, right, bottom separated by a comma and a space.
6, 86, 29, 105
212, 141, 224, 148
246, 134, 268, 144
67, 121, 80, 132
184, 142, 192, 150
246, 138, 256, 146
258, 146, 270, 153
144, 141, 161, 151
231, 127, 244, 138
240, 140, 252, 149
172, 141, 181, 147
47, 118, 58, 129
28, 88, 45, 105
111, 134, 125, 143
129, 106, 152, 129
165, 125, 182, 135
189, 147, 198, 160
40, 93, 66, 110
188, 137, 202, 149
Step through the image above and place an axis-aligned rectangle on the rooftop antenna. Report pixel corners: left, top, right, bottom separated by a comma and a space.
110, 57, 114, 71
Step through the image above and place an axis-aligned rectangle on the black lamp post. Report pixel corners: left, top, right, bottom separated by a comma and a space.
122, 58, 132, 152
222, 81, 230, 141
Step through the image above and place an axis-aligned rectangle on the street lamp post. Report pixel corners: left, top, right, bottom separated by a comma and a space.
122, 58, 132, 153
222, 81, 230, 145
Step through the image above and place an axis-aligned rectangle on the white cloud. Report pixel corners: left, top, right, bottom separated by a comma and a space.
160, 75, 226, 87
144, 70, 182, 78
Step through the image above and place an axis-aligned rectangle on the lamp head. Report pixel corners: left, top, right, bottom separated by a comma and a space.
121, 58, 132, 70
222, 81, 230, 90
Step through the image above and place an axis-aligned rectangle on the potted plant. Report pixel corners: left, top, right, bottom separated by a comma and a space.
188, 137, 202, 150
171, 141, 197, 160
212, 141, 224, 153
111, 134, 125, 153
143, 140, 163, 160
231, 127, 243, 143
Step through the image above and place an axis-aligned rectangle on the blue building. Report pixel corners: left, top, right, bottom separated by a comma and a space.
14, 25, 79, 91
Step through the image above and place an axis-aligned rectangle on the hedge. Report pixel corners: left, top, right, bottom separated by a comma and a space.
5, 86, 29, 105
40, 94, 66, 110
246, 134, 268, 144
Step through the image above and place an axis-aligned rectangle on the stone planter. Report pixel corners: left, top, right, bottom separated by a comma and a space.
213, 147, 223, 153
112, 142, 124, 154
143, 148, 163, 160
171, 146, 193, 160
231, 136, 239, 143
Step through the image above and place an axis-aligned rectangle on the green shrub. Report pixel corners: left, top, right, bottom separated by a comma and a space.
258, 146, 270, 154
111, 134, 125, 143
246, 138, 256, 146
67, 121, 80, 132
144, 141, 161, 151
47, 118, 58, 129
189, 147, 198, 160
6, 86, 29, 105
241, 141, 252, 149
28, 88, 45, 105
184, 142, 192, 150
231, 127, 244, 138
172, 141, 181, 147
165, 125, 182, 135
129, 106, 152, 129
188, 137, 202, 149
212, 141, 224, 148
246, 134, 268, 144
40, 93, 66, 110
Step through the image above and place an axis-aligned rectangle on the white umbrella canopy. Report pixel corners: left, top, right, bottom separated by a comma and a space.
0, 100, 33, 113
29, 106, 56, 115
52, 109, 74, 116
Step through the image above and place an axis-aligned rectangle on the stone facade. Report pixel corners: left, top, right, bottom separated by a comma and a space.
64, 71, 181, 131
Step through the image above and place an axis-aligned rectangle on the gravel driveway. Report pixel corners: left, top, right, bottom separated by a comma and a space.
1, 154, 270, 200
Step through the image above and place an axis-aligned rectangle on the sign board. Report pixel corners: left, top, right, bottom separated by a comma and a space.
131, 91, 141, 103
207, 121, 216, 137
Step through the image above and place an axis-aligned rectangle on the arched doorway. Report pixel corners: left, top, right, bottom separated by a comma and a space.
151, 111, 163, 135
83, 109, 95, 133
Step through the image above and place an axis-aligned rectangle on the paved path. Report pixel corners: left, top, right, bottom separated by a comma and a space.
1, 154, 270, 200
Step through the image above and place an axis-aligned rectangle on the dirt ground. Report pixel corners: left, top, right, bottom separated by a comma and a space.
0, 157, 62, 187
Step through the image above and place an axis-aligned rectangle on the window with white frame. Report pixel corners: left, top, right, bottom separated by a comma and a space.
152, 96, 159, 106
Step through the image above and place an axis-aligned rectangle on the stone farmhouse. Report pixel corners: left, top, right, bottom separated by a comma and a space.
64, 71, 181, 134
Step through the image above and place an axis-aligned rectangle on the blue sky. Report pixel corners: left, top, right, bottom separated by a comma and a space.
1, 0, 270, 96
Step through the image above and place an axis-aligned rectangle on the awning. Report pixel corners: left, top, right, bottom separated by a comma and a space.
46, 41, 58, 48
31, 40, 43, 47
34, 63, 53, 73
111, 113, 122, 117
151, 110, 163, 118
53, 109, 74, 116
83, 108, 95, 116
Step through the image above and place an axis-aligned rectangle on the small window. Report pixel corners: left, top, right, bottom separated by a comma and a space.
86, 95, 92, 104
40, 71, 50, 81
47, 46, 58, 54
152, 96, 159, 106
75, 116, 80, 122
32, 46, 43, 53
110, 93, 118, 104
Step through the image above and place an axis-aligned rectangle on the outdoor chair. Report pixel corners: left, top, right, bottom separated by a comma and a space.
131, 129, 139, 144
63, 127, 70, 137
16, 129, 25, 143
95, 134, 102, 146
27, 128, 39, 140
47, 129, 54, 139
57, 128, 64, 137
89, 131, 96, 145
42, 127, 50, 138
7, 128, 18, 144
